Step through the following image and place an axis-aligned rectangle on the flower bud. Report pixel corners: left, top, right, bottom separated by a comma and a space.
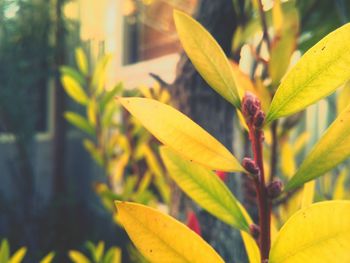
254, 111, 265, 129
249, 224, 260, 239
242, 92, 259, 119
242, 157, 260, 175
267, 179, 283, 199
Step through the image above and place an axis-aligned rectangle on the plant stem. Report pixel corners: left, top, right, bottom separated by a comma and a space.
269, 120, 278, 182
249, 128, 271, 261
257, 0, 270, 49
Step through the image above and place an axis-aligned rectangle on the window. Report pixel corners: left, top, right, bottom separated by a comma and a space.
78, 0, 199, 88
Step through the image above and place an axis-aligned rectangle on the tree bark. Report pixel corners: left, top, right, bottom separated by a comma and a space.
169, 0, 247, 261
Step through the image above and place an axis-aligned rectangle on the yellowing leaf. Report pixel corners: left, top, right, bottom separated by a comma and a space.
333, 169, 348, 199
68, 251, 91, 263
9, 247, 27, 263
301, 180, 315, 209
61, 75, 88, 105
173, 10, 240, 107
115, 201, 224, 263
269, 201, 350, 263
269, 2, 299, 86
286, 104, 350, 190
238, 204, 260, 263
118, 97, 243, 172
75, 47, 88, 76
272, 0, 283, 35
40, 252, 55, 263
87, 99, 97, 126
160, 147, 249, 231
281, 142, 296, 178
95, 241, 105, 262
267, 23, 350, 122
241, 232, 260, 263
92, 54, 112, 95
337, 81, 350, 114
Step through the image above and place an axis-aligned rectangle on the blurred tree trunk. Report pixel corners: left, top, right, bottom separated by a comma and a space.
169, 0, 247, 262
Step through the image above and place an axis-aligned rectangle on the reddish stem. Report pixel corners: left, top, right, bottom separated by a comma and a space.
249, 128, 271, 261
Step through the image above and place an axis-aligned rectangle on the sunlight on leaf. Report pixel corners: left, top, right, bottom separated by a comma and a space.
118, 97, 244, 172
160, 147, 249, 231
267, 23, 350, 122
9, 247, 27, 263
174, 10, 240, 107
270, 201, 350, 263
286, 104, 350, 190
61, 75, 88, 105
115, 201, 224, 263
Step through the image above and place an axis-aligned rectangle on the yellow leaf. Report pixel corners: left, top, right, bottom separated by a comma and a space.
286, 104, 350, 190
118, 97, 244, 172
272, 0, 283, 35
9, 247, 27, 263
280, 142, 295, 178
241, 232, 260, 263
301, 180, 315, 209
267, 23, 350, 122
337, 80, 350, 114
40, 252, 55, 263
111, 247, 122, 263
61, 75, 88, 105
87, 99, 97, 126
269, 1, 298, 87
68, 251, 91, 263
269, 201, 350, 263
75, 47, 88, 76
238, 204, 260, 263
115, 201, 224, 263
173, 10, 240, 107
95, 241, 105, 261
160, 147, 249, 231
333, 169, 348, 199
92, 54, 112, 95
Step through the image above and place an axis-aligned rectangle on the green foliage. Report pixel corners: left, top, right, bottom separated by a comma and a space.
0, 239, 54, 263
69, 241, 121, 263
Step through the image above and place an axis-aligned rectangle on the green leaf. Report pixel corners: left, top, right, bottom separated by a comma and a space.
61, 75, 88, 105
285, 104, 350, 190
173, 10, 240, 107
160, 147, 249, 232
60, 66, 85, 86
75, 47, 89, 76
64, 112, 95, 136
39, 252, 55, 263
118, 97, 244, 172
267, 23, 350, 122
92, 54, 112, 95
269, 201, 350, 263
0, 239, 10, 263
115, 201, 224, 263
100, 83, 123, 112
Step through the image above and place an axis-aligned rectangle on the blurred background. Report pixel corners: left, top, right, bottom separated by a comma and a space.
0, 0, 349, 262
